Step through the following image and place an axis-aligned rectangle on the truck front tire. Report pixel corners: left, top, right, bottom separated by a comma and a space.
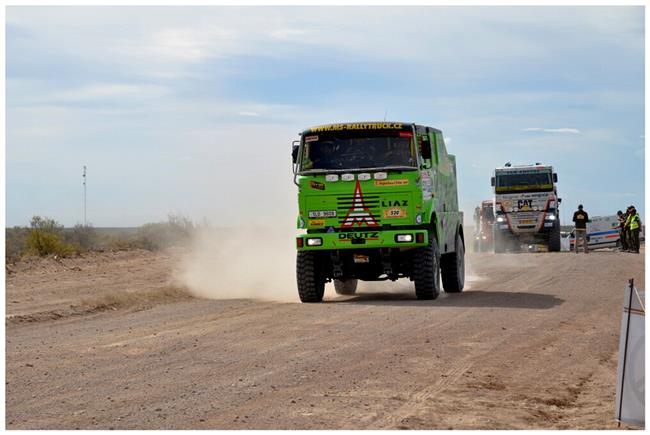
296, 251, 325, 303
548, 221, 561, 252
412, 236, 441, 300
334, 279, 358, 295
442, 234, 465, 293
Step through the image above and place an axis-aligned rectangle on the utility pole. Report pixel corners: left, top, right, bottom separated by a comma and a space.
83, 165, 87, 227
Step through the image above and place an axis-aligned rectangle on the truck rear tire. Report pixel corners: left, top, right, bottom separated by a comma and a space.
334, 279, 358, 295
412, 236, 441, 300
441, 234, 465, 293
296, 251, 325, 303
494, 229, 506, 253
548, 221, 561, 252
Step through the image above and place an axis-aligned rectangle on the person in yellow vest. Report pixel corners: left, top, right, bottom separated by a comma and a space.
624, 205, 634, 251
628, 206, 642, 254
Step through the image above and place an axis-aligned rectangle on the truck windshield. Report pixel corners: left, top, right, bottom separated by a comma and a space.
300, 131, 416, 172
496, 170, 553, 193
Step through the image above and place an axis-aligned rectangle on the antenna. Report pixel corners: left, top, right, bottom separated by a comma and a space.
383, 109, 387, 121
83, 165, 87, 226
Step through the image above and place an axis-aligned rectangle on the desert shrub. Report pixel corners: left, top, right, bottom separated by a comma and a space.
64, 223, 98, 252
25, 229, 75, 257
24, 215, 75, 257
6, 226, 29, 263
104, 235, 140, 251
135, 214, 195, 251
29, 215, 64, 235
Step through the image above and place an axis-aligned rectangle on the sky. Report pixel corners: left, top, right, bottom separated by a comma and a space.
5, 6, 645, 227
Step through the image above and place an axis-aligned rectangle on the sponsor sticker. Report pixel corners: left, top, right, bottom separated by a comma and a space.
374, 179, 409, 187
308, 210, 336, 218
384, 207, 407, 219
309, 219, 325, 227
310, 181, 325, 190
305, 135, 319, 142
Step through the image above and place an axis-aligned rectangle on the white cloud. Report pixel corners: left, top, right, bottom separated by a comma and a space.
269, 28, 308, 41
8, 80, 170, 107
523, 127, 581, 134
238, 111, 260, 117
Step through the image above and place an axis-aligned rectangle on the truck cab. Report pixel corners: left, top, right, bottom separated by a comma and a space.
491, 163, 561, 252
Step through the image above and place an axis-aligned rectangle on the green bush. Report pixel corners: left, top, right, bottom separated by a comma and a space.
23, 215, 76, 258
25, 229, 75, 257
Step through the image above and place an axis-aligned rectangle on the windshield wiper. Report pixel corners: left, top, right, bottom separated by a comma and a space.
299, 165, 417, 175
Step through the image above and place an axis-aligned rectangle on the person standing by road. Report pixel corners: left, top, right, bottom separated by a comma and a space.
573, 204, 589, 253
617, 210, 628, 251
628, 205, 642, 254
624, 206, 634, 251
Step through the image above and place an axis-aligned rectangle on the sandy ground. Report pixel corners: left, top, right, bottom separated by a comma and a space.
5, 247, 645, 429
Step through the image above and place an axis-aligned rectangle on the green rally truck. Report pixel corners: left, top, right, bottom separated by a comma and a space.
291, 122, 465, 303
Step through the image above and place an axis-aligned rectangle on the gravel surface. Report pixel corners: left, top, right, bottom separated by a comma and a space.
5, 248, 644, 429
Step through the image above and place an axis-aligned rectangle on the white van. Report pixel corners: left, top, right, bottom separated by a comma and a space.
569, 215, 621, 250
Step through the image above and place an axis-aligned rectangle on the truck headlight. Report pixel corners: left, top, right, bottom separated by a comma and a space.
395, 234, 413, 243
306, 237, 322, 246
496, 216, 505, 223
546, 215, 556, 221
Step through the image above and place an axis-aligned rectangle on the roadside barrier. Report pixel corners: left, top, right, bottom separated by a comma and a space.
615, 279, 644, 428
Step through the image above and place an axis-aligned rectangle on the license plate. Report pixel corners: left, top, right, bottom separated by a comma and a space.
520, 219, 534, 224
308, 210, 336, 218
353, 254, 370, 264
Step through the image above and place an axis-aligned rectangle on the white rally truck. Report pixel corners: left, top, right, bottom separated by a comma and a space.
491, 163, 561, 253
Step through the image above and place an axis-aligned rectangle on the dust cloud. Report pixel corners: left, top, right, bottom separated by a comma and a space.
175, 226, 487, 302
175, 225, 300, 302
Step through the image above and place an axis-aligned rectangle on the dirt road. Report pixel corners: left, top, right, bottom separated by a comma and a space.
5, 248, 644, 429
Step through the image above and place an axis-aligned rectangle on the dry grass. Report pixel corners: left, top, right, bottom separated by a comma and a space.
80, 286, 193, 312
7, 286, 193, 326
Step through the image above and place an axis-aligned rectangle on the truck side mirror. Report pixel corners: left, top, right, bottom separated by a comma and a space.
491, 177, 495, 187
421, 137, 432, 160
292, 144, 299, 164
553, 173, 558, 182
558, 198, 562, 203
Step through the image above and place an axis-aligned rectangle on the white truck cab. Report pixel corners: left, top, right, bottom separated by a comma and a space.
491, 163, 561, 252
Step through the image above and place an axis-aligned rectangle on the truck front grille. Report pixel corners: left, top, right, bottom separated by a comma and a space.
336, 194, 382, 228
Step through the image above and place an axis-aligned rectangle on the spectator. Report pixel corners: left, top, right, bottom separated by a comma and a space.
572, 204, 589, 253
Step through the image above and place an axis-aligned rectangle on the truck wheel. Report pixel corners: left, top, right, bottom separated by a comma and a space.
334, 279, 358, 295
441, 234, 465, 293
494, 229, 506, 253
548, 221, 561, 252
412, 236, 441, 300
296, 251, 325, 303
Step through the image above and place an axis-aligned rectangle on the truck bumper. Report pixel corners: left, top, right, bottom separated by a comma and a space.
296, 229, 429, 251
